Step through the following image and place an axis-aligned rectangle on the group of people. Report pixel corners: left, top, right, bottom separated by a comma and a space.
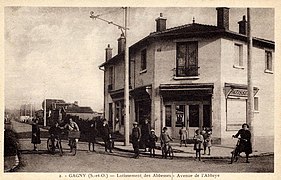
131, 119, 159, 158
31, 117, 252, 163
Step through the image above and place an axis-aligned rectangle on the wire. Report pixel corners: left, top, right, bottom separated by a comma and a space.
98, 7, 123, 17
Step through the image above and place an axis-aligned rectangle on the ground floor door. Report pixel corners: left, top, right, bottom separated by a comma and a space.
164, 98, 211, 139
135, 99, 151, 126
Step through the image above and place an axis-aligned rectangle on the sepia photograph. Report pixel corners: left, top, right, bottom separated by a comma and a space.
2, 1, 280, 179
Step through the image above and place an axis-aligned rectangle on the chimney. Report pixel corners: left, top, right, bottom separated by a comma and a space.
117, 34, 125, 54
105, 44, 112, 61
155, 13, 167, 32
216, 7, 230, 30
238, 15, 247, 35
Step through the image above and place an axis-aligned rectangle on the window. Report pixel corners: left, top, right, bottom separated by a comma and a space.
234, 43, 243, 67
141, 49, 147, 71
165, 105, 172, 127
189, 105, 199, 127
108, 66, 114, 90
176, 105, 185, 127
265, 50, 273, 71
254, 97, 259, 111
176, 42, 198, 77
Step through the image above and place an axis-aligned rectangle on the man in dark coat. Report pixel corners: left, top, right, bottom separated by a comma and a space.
233, 123, 252, 163
100, 119, 112, 153
132, 122, 141, 158
31, 118, 41, 151
141, 118, 151, 152
87, 122, 97, 152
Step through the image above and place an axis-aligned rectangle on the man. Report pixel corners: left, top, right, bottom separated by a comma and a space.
63, 118, 80, 152
132, 122, 141, 158
141, 118, 151, 152
100, 119, 112, 153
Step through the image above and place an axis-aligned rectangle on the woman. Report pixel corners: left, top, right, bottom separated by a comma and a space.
233, 123, 252, 163
31, 119, 41, 151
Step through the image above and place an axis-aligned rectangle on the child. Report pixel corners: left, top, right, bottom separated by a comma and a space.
179, 125, 187, 147
193, 129, 204, 161
160, 127, 173, 158
148, 129, 158, 157
203, 129, 212, 155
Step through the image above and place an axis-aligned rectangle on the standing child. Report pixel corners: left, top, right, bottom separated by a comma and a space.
193, 129, 203, 161
179, 125, 187, 147
148, 129, 158, 157
87, 122, 97, 152
203, 130, 212, 155
31, 119, 41, 151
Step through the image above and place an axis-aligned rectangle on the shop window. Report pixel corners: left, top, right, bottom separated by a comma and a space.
165, 105, 172, 127
176, 42, 198, 77
203, 105, 211, 128
234, 43, 243, 68
141, 49, 147, 72
175, 105, 185, 127
265, 50, 273, 72
189, 105, 199, 127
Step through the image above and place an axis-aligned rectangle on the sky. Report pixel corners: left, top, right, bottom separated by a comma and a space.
4, 7, 274, 111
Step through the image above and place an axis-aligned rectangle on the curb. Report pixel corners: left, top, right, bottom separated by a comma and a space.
96, 141, 274, 160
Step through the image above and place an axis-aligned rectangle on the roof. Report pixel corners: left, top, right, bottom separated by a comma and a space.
65, 106, 94, 114
99, 51, 124, 68
100, 22, 274, 67
130, 22, 274, 51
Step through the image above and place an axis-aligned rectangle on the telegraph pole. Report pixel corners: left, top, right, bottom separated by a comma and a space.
247, 8, 254, 145
90, 7, 130, 146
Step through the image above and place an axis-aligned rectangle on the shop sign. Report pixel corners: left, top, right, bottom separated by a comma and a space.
226, 87, 259, 98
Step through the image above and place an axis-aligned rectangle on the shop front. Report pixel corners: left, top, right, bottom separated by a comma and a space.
160, 84, 213, 139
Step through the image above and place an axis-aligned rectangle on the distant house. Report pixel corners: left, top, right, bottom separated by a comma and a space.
42, 99, 98, 125
65, 105, 96, 121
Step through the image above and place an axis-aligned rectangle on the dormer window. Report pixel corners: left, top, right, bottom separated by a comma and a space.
176, 42, 198, 77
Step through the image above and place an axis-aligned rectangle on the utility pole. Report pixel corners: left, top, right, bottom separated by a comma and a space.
247, 8, 254, 146
90, 7, 130, 146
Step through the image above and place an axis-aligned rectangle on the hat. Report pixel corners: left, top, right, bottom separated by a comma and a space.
133, 122, 138, 125
151, 129, 155, 132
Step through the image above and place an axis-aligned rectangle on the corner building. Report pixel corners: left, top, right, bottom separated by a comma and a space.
99, 8, 274, 147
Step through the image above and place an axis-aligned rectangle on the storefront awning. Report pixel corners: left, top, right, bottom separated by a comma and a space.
159, 83, 214, 99
109, 89, 124, 100
130, 85, 152, 101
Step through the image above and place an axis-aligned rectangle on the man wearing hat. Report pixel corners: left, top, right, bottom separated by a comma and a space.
131, 122, 141, 158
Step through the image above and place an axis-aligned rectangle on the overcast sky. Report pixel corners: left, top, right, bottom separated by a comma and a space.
4, 7, 274, 111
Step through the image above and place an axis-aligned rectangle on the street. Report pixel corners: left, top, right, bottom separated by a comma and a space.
10, 120, 274, 173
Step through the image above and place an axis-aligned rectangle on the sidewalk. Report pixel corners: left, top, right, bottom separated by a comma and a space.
107, 141, 274, 159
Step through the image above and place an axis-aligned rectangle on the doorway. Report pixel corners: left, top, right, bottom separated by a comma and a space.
164, 100, 211, 139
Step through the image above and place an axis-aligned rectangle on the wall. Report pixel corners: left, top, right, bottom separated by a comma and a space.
152, 38, 222, 139
220, 38, 274, 148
